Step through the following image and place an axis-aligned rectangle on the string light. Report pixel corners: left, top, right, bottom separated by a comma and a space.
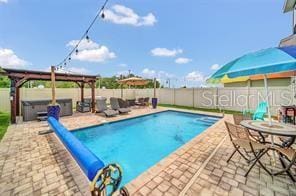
55, 0, 110, 70
86, 35, 90, 42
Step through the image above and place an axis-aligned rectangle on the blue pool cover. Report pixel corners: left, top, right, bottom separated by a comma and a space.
47, 117, 104, 181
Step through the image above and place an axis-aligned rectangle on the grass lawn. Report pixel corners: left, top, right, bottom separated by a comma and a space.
0, 112, 10, 141
158, 104, 242, 115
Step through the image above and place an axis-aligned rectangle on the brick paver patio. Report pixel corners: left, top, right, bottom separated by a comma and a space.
0, 107, 295, 196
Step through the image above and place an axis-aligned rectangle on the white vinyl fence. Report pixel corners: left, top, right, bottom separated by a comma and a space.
0, 87, 295, 115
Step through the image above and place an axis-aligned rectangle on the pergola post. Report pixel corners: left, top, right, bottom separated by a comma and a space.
81, 82, 85, 102
91, 81, 96, 113
10, 79, 17, 124
51, 66, 56, 105
16, 87, 20, 116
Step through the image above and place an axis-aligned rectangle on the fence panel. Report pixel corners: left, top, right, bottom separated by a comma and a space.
194, 88, 217, 109
0, 88, 10, 112
174, 88, 194, 107
0, 87, 294, 115
159, 89, 174, 105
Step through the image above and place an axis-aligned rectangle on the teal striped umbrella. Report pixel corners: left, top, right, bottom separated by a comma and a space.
208, 46, 296, 124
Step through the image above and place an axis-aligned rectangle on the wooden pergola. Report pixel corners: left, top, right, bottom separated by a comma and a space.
1, 68, 97, 123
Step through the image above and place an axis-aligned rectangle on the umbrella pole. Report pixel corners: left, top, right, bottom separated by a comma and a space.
153, 78, 156, 98
121, 84, 123, 98
263, 74, 272, 126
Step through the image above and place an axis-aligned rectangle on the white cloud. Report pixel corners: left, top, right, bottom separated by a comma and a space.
210, 64, 220, 70
142, 68, 156, 78
104, 4, 157, 26
67, 39, 116, 63
67, 67, 89, 74
185, 71, 205, 82
0, 48, 29, 68
0, 0, 8, 4
141, 68, 174, 79
151, 48, 183, 57
175, 57, 192, 64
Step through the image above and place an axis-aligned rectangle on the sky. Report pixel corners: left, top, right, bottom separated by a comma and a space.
0, 0, 293, 87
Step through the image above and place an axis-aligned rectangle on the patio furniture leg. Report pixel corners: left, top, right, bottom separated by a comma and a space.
227, 149, 237, 163
230, 144, 251, 163
236, 148, 252, 163
273, 154, 296, 182
245, 149, 269, 177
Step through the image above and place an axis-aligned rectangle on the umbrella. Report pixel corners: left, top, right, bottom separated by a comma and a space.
220, 71, 296, 84
118, 77, 148, 86
208, 46, 296, 125
118, 77, 149, 98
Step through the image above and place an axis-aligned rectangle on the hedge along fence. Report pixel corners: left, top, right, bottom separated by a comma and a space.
0, 87, 295, 115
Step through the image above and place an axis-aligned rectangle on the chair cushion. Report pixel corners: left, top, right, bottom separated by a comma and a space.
104, 109, 119, 116
118, 108, 131, 113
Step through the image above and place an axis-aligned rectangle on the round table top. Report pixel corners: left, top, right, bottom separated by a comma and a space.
240, 120, 296, 136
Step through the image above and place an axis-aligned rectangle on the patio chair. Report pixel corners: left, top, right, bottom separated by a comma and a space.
224, 121, 270, 177
253, 101, 267, 120
126, 99, 136, 106
233, 113, 268, 143
110, 97, 131, 114
273, 146, 296, 181
118, 98, 129, 108
143, 97, 150, 106
135, 98, 145, 106
96, 97, 119, 117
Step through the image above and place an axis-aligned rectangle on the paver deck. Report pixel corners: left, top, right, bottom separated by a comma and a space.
0, 107, 295, 196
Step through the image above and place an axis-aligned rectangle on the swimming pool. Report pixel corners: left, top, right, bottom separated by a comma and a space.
72, 110, 220, 185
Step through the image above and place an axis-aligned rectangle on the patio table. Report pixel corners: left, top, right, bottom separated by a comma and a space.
240, 120, 296, 147
240, 120, 296, 180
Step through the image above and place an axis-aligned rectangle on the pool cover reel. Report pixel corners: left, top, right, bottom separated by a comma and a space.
47, 117, 128, 195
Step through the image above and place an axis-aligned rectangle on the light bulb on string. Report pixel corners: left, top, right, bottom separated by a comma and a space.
68, 57, 71, 61
86, 35, 90, 42
75, 49, 79, 55
101, 11, 105, 19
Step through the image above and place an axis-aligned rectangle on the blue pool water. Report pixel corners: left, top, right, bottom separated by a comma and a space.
72, 110, 219, 185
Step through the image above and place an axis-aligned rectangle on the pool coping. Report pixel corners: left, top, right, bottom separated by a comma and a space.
71, 109, 222, 133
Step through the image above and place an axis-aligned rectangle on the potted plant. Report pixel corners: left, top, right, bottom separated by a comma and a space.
47, 103, 60, 120
152, 97, 158, 109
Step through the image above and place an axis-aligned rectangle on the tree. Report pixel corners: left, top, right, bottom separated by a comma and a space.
0, 76, 10, 88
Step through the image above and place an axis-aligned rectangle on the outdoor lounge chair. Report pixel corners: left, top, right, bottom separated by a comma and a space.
143, 97, 150, 106
96, 97, 119, 117
224, 121, 270, 177
135, 98, 145, 106
118, 98, 129, 108
233, 113, 268, 143
110, 97, 131, 114
253, 102, 267, 120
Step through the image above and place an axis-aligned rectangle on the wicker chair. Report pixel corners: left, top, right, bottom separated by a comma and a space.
224, 121, 270, 177
233, 113, 268, 143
